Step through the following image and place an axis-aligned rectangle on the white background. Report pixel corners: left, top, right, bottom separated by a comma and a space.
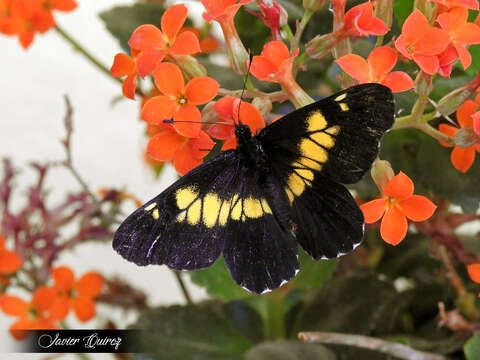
0, 1, 209, 358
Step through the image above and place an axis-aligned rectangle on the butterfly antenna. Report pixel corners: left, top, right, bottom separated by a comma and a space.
236, 51, 254, 126
163, 119, 234, 127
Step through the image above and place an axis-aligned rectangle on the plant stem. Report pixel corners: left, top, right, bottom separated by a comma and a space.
265, 293, 285, 340
55, 25, 119, 84
291, 9, 314, 51
415, 123, 454, 145
173, 271, 193, 304
282, 24, 295, 44
393, 111, 437, 129
55, 25, 145, 98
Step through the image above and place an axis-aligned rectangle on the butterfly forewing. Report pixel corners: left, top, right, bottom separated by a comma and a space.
113, 151, 241, 270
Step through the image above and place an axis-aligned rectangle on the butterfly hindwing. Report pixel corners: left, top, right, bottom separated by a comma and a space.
113, 151, 241, 270
221, 167, 299, 293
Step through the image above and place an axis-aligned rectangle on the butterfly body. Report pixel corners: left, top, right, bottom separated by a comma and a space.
113, 84, 395, 293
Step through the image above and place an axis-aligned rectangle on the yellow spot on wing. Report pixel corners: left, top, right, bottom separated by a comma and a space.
152, 209, 159, 220
300, 138, 328, 163
307, 111, 327, 132
296, 169, 314, 182
176, 211, 186, 222
219, 200, 231, 226
202, 193, 221, 228
261, 199, 272, 214
145, 203, 156, 211
310, 132, 335, 149
244, 197, 263, 218
335, 93, 346, 101
325, 126, 340, 135
339, 103, 349, 111
187, 199, 201, 225
176, 187, 198, 210
285, 188, 294, 204
288, 172, 306, 196
231, 196, 242, 221
297, 158, 322, 171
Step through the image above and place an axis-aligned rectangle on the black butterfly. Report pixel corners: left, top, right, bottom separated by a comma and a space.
113, 83, 394, 294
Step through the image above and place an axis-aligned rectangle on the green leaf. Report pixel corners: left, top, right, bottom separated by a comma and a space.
131, 300, 258, 360
189, 257, 251, 300
290, 249, 337, 289
464, 331, 480, 360
393, 0, 414, 28
465, 45, 480, 77
244, 340, 336, 360
100, 3, 171, 51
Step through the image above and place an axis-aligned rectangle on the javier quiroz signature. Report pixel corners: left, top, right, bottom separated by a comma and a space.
38, 332, 122, 351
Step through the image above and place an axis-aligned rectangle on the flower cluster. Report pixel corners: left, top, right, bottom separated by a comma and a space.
0, 266, 103, 339
0, 0, 77, 48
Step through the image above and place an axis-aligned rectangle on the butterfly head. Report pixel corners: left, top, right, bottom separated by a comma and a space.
235, 124, 252, 145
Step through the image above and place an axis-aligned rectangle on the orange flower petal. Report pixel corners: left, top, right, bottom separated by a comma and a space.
141, 96, 176, 125
382, 71, 414, 93
467, 264, 480, 283
200, 37, 220, 53
75, 272, 104, 298
136, 49, 166, 78
185, 76, 219, 105
335, 54, 370, 83
360, 198, 387, 223
213, 97, 236, 120
0, 249, 22, 274
454, 23, 480, 45
54, 0, 77, 11
73, 297, 95, 322
169, 31, 201, 55
201, 0, 237, 18
438, 124, 457, 147
260, 40, 290, 69
416, 28, 450, 56
32, 286, 56, 312
208, 122, 234, 140
173, 143, 202, 175
147, 130, 185, 161
368, 46, 397, 80
110, 53, 135, 77
237, 102, 265, 134
250, 56, 279, 80
128, 24, 165, 51
32, 10, 55, 33
398, 195, 437, 222
457, 100, 477, 128
395, 35, 411, 59
50, 296, 69, 320
401, 9, 429, 39
10, 317, 33, 340
384, 172, 414, 200
222, 137, 238, 150
19, 30, 34, 49
161, 4, 188, 40
122, 74, 137, 100
51, 266, 75, 291
0, 295, 27, 316
437, 6, 469, 31
173, 105, 202, 138
455, 44, 472, 70
413, 54, 439, 75
153, 62, 184, 96
451, 146, 476, 172
380, 206, 408, 246
190, 130, 215, 159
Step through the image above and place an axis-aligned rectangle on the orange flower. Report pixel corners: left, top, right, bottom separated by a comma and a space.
343, 1, 389, 36
50, 266, 104, 322
395, 9, 450, 75
147, 123, 215, 175
0, 286, 57, 339
467, 264, 480, 296
128, 4, 200, 77
428, 0, 479, 10
436, 45, 459, 77
33, 0, 77, 33
141, 62, 219, 138
201, 0, 252, 73
250, 41, 312, 107
180, 26, 220, 54
360, 172, 437, 246
437, 6, 480, 70
0, 235, 22, 286
208, 97, 265, 150
335, 46, 414, 93
438, 99, 480, 172
110, 50, 140, 100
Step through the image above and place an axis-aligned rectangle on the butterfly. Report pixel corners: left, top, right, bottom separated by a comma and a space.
113, 83, 395, 294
